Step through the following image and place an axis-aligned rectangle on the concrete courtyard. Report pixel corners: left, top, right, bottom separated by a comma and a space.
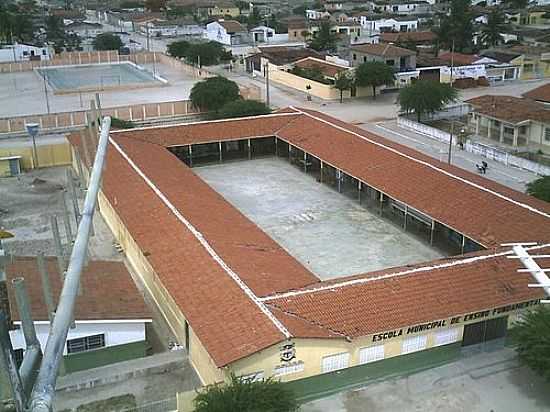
0, 62, 198, 117
194, 157, 443, 280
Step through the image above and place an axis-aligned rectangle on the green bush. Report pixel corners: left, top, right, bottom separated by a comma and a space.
190, 76, 240, 112
110, 117, 135, 129
193, 374, 298, 412
214, 100, 271, 119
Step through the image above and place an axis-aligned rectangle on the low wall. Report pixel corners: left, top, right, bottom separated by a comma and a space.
397, 116, 456, 145
0, 140, 71, 170
465, 141, 550, 176
0, 51, 120, 73
0, 100, 200, 135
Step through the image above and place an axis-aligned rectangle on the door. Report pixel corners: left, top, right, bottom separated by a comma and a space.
462, 316, 508, 347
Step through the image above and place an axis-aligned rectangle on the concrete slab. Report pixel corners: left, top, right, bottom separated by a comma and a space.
0, 61, 198, 117
194, 157, 444, 280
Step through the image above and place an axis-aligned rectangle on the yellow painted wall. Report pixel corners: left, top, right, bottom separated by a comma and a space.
96, 190, 226, 386
0, 142, 71, 170
267, 63, 372, 101
0, 159, 13, 177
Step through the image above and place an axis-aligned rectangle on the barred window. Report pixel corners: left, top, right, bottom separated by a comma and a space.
321, 352, 349, 373
402, 335, 427, 354
359, 345, 385, 364
67, 334, 105, 354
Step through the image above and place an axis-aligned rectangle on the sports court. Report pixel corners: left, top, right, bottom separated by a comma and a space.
194, 157, 444, 280
36, 62, 164, 93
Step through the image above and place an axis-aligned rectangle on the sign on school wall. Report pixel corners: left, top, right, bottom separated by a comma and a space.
371, 299, 540, 343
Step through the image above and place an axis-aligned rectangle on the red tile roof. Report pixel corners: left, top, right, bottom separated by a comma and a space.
350, 43, 415, 57
438, 52, 479, 66
294, 57, 349, 78
523, 83, 550, 104
264, 249, 547, 338
67, 110, 550, 367
466, 95, 550, 124
6, 257, 151, 322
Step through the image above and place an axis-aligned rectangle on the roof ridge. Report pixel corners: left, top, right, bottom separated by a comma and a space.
109, 137, 292, 340
260, 243, 550, 301
289, 107, 550, 221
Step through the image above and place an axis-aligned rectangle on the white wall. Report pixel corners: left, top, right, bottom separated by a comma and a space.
0, 44, 50, 63
9, 321, 148, 355
206, 22, 231, 45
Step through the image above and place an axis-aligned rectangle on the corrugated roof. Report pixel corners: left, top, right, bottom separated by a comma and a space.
466, 95, 550, 124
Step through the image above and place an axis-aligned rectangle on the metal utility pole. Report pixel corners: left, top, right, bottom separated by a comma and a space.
447, 39, 455, 165
29, 117, 111, 412
264, 62, 270, 108
42, 72, 51, 114
146, 24, 150, 52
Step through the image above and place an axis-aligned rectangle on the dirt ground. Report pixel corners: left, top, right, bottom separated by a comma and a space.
0, 166, 120, 260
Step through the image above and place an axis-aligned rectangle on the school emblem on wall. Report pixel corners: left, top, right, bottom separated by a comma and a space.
280, 342, 296, 362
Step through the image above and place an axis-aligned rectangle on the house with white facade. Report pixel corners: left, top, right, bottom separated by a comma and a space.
306, 9, 331, 20
7, 257, 152, 374
205, 19, 250, 45
0, 43, 51, 63
65, 21, 104, 39
359, 15, 418, 33
371, 0, 431, 14
138, 19, 204, 38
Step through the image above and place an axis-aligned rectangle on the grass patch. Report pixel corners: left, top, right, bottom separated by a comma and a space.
75, 394, 137, 412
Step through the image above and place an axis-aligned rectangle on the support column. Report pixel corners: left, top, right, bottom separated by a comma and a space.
513, 127, 519, 147
430, 220, 435, 245
303, 152, 307, 173
219, 141, 223, 163
379, 192, 384, 215
499, 122, 505, 143
320, 161, 324, 183
337, 170, 342, 193
275, 138, 278, 157
475, 115, 480, 135
403, 205, 408, 230
461, 235, 466, 254
247, 139, 251, 160
358, 181, 362, 204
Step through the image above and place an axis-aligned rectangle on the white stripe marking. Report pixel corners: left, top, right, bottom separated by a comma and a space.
289, 107, 550, 220
260, 243, 550, 302
109, 137, 291, 339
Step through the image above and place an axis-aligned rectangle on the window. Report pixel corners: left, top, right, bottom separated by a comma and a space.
545, 128, 550, 142
14, 348, 24, 368
353, 53, 357, 60
434, 328, 460, 347
359, 345, 385, 364
402, 335, 427, 354
321, 352, 349, 373
274, 361, 305, 377
67, 334, 106, 354
363, 56, 367, 63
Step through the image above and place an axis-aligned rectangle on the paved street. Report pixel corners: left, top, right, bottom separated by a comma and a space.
301, 345, 550, 412
361, 120, 539, 192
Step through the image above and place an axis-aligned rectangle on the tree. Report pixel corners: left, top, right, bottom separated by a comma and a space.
190, 76, 240, 112
434, 0, 474, 53
509, 306, 550, 382
398, 80, 458, 122
145, 0, 166, 11
186, 41, 228, 66
93, 33, 123, 50
526, 176, 550, 202
333, 71, 354, 103
308, 21, 338, 52
355, 61, 395, 100
167, 40, 190, 58
479, 9, 508, 47
215, 100, 271, 119
193, 374, 298, 412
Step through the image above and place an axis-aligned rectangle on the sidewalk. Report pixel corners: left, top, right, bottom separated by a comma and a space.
362, 120, 539, 192
301, 345, 550, 412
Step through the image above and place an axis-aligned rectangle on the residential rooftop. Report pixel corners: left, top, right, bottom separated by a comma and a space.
6, 257, 151, 322
466, 95, 550, 124
350, 43, 415, 57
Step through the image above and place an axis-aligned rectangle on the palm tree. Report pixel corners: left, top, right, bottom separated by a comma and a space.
480, 9, 508, 47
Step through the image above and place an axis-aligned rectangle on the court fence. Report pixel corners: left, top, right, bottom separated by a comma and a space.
0, 100, 202, 136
